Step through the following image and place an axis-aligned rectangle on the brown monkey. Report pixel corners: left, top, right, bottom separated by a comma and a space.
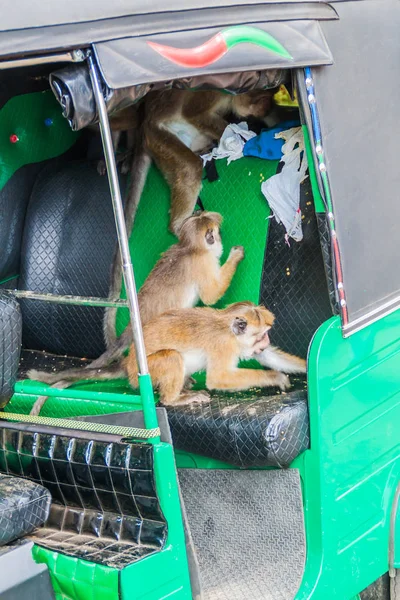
106, 89, 274, 238
143, 89, 275, 235
101, 88, 274, 344
28, 211, 244, 415
98, 210, 244, 367
28, 302, 306, 408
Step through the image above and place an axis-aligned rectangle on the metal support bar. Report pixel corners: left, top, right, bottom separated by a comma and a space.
87, 52, 149, 376
15, 381, 140, 405
4, 289, 128, 308
0, 50, 84, 70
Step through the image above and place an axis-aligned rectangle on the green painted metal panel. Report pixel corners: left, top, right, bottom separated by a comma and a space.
33, 545, 119, 600
393, 484, 400, 569
295, 310, 400, 599
120, 442, 192, 599
0, 91, 79, 191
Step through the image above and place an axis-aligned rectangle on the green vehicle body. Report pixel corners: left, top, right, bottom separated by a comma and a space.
0, 1, 400, 599
11, 307, 400, 600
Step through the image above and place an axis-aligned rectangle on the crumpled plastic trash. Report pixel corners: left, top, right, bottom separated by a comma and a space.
243, 119, 300, 161
201, 122, 256, 166
261, 126, 308, 244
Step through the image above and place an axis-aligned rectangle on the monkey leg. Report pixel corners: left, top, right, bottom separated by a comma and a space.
186, 114, 227, 141
183, 376, 197, 390
121, 130, 136, 174
207, 368, 290, 392
147, 127, 203, 235
146, 350, 186, 406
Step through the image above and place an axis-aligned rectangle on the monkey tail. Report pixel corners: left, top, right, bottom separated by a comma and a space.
28, 364, 128, 416
104, 145, 151, 349
29, 380, 73, 416
28, 362, 127, 385
86, 328, 131, 370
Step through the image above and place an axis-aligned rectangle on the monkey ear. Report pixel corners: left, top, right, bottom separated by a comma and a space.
205, 228, 215, 245
231, 317, 248, 335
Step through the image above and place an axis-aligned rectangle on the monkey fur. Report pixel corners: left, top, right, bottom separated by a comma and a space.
97, 210, 243, 367
28, 211, 245, 415
136, 88, 275, 236
102, 88, 274, 343
28, 302, 306, 410
97, 89, 275, 345
99, 89, 275, 235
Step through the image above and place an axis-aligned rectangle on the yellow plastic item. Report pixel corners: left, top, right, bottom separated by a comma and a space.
273, 84, 299, 107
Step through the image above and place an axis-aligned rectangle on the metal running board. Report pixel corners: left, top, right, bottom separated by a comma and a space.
178, 469, 305, 600
4, 289, 128, 308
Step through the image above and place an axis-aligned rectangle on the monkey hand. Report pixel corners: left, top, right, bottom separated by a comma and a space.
268, 371, 291, 391
97, 160, 107, 176
228, 246, 245, 263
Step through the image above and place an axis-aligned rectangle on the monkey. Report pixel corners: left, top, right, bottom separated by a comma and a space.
28, 211, 245, 415
140, 88, 275, 236
28, 302, 306, 409
97, 88, 275, 240
99, 88, 275, 347
100, 210, 244, 365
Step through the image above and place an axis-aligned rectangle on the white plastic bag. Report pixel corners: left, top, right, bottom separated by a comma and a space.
261, 127, 308, 243
201, 122, 256, 166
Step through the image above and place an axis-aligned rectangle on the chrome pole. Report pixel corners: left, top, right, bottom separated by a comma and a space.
87, 53, 148, 375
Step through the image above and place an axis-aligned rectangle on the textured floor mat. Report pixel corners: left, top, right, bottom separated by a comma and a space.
178, 468, 305, 600
116, 157, 277, 335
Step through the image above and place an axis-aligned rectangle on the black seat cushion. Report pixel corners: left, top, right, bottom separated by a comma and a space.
0, 164, 44, 281
0, 426, 167, 568
167, 378, 309, 468
19, 161, 127, 358
0, 475, 51, 546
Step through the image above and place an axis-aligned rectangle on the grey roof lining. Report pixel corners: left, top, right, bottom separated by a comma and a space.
0, 1, 347, 34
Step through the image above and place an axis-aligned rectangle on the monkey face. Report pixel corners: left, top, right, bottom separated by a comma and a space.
204, 225, 222, 258
233, 90, 273, 119
253, 331, 271, 355
229, 304, 274, 359
179, 211, 223, 257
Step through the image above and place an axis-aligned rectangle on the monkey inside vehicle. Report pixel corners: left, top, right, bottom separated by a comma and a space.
0, 7, 399, 600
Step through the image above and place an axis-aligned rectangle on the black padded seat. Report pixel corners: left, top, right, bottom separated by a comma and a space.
167, 378, 309, 468
0, 475, 51, 545
18, 161, 126, 358
0, 426, 167, 568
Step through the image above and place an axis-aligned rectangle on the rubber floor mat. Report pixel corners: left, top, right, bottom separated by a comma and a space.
178, 468, 305, 600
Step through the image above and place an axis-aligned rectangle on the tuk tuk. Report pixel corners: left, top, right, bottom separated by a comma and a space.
0, 1, 399, 599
